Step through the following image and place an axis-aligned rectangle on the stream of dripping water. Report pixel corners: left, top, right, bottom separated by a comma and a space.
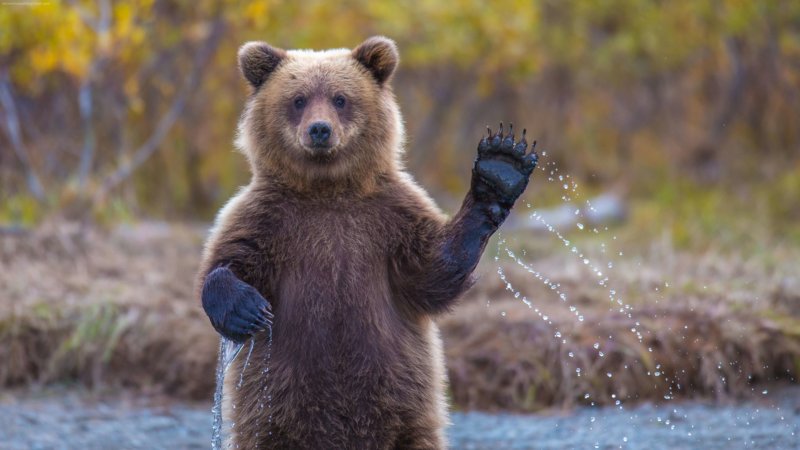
212, 338, 244, 450
211, 333, 269, 450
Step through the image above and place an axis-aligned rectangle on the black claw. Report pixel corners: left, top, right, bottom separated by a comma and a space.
526, 140, 537, 157
487, 126, 492, 137
255, 316, 271, 329
497, 122, 504, 139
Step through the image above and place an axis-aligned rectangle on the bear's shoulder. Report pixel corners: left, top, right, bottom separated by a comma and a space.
375, 171, 446, 225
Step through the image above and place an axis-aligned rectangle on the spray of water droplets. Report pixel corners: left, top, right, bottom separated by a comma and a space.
504, 245, 586, 323
491, 153, 691, 420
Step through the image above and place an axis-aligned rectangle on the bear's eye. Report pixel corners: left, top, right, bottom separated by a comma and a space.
293, 96, 306, 109
333, 95, 346, 109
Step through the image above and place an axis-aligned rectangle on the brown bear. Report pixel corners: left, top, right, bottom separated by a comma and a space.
198, 36, 537, 449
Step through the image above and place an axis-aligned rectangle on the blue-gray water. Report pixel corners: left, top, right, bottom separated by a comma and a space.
1, 387, 797, 449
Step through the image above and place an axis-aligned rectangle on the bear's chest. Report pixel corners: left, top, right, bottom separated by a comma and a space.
272, 200, 391, 278
264, 199, 412, 377
265, 197, 400, 319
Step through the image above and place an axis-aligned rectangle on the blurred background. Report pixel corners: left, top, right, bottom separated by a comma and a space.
2, 1, 800, 447
2, 0, 799, 234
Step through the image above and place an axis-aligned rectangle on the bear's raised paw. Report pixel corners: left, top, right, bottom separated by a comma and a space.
471, 122, 538, 223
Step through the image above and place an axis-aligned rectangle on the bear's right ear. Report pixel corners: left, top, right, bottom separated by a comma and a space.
238, 41, 287, 89
352, 36, 399, 87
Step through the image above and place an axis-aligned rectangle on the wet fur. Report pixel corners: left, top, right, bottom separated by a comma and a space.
198, 36, 534, 449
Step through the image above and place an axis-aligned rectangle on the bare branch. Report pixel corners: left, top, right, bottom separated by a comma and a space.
0, 72, 46, 201
76, 0, 111, 189
94, 18, 226, 204
76, 78, 96, 189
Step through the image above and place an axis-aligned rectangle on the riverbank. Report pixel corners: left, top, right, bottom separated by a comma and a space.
2, 221, 799, 411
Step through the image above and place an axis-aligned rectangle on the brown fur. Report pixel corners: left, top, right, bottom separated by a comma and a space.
199, 37, 479, 449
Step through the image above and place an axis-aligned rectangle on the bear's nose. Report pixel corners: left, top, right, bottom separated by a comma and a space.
308, 121, 332, 146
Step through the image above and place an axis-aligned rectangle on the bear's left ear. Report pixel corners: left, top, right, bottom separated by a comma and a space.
352, 36, 399, 87
238, 41, 287, 89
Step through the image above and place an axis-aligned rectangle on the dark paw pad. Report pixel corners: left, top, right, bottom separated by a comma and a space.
202, 267, 273, 343
472, 122, 538, 209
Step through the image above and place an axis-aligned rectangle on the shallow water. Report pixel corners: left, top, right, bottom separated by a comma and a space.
449, 392, 800, 449
1, 387, 797, 449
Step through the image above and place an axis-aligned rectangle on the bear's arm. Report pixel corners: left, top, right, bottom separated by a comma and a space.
391, 124, 537, 316
197, 215, 274, 343
198, 232, 265, 289
390, 194, 497, 316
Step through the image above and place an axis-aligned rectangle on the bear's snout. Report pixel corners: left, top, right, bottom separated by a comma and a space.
308, 121, 332, 148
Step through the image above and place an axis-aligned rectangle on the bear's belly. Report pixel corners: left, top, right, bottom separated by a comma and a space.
226, 269, 440, 448
224, 205, 446, 448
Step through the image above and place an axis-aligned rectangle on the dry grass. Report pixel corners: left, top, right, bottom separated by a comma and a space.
445, 231, 800, 411
0, 222, 217, 398
1, 222, 798, 411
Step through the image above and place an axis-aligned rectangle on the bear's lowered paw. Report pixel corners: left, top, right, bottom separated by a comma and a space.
471, 122, 538, 224
202, 266, 273, 343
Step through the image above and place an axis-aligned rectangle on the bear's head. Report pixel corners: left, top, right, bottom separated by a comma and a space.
235, 36, 404, 193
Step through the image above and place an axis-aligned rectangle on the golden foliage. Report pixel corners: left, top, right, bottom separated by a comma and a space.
0, 0, 799, 225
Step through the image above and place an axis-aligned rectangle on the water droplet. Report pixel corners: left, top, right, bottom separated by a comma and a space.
576, 223, 584, 230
